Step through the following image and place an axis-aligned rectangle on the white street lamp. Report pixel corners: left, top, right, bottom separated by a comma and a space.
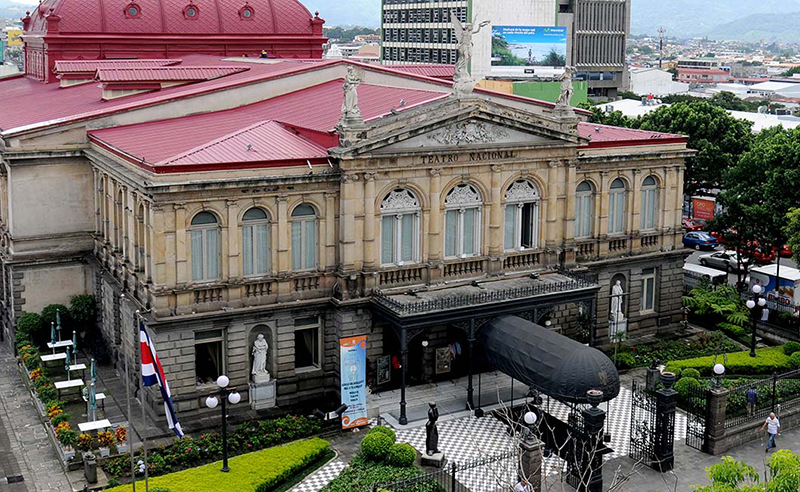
205, 374, 239, 472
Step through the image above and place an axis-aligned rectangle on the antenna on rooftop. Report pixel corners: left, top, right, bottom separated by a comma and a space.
658, 26, 666, 69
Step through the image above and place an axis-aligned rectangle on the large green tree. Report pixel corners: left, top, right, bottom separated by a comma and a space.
693, 451, 800, 491
632, 101, 754, 196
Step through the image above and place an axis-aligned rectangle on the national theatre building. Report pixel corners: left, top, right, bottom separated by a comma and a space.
0, 0, 692, 427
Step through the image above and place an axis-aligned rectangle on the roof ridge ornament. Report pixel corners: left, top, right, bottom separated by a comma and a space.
450, 10, 489, 99
554, 66, 578, 121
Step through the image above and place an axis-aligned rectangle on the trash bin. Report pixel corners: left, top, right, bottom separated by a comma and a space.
83, 452, 97, 484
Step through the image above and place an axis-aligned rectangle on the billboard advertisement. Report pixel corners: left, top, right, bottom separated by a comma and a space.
340, 335, 368, 429
692, 196, 716, 221
491, 26, 567, 75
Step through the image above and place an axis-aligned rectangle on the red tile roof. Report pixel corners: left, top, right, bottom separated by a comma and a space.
388, 64, 455, 78
96, 66, 248, 82
89, 80, 448, 171
55, 59, 182, 74
578, 123, 687, 148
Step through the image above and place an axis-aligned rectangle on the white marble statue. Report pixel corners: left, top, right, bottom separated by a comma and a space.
252, 334, 270, 382
451, 11, 490, 98
556, 66, 576, 107
610, 280, 626, 322
339, 66, 363, 126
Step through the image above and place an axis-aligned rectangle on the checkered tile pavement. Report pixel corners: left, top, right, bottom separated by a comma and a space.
292, 459, 347, 492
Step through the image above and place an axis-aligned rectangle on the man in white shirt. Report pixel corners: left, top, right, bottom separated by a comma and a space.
761, 412, 781, 452
514, 478, 531, 492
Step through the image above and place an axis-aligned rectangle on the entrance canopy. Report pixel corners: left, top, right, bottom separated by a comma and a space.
478, 315, 619, 404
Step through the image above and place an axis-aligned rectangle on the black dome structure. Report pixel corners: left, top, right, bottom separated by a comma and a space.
478, 315, 620, 404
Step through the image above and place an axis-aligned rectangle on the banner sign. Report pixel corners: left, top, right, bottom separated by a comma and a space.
692, 196, 716, 221
340, 335, 368, 429
491, 26, 567, 75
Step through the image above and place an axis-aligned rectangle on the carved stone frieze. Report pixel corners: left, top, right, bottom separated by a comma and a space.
427, 121, 509, 146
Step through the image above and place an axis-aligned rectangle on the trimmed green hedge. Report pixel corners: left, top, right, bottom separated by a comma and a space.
668, 347, 792, 376
361, 433, 393, 461
323, 454, 442, 492
105, 438, 330, 492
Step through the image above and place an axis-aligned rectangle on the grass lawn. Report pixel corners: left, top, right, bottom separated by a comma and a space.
106, 437, 329, 492
668, 346, 791, 376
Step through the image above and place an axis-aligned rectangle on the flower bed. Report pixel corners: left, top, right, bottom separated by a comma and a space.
609, 331, 741, 369
667, 346, 792, 376
101, 415, 321, 479
105, 438, 330, 492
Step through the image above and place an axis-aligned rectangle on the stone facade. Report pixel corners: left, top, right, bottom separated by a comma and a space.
0, 61, 693, 428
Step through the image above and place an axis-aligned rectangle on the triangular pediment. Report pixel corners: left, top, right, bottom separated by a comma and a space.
331, 96, 587, 158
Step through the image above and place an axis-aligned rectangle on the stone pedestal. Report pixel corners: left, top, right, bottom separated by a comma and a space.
609, 319, 627, 340
646, 368, 660, 391
249, 380, 276, 411
519, 438, 543, 492
654, 385, 678, 471
581, 405, 606, 492
420, 452, 446, 468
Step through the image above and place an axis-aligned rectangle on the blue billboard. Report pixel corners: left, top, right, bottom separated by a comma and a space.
491, 26, 568, 70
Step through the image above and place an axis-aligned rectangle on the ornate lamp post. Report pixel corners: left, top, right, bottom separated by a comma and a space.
205, 375, 241, 472
746, 284, 766, 357
712, 363, 725, 388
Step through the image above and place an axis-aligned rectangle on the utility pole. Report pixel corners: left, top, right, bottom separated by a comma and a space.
658, 26, 666, 68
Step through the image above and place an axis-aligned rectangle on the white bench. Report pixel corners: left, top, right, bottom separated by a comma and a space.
54, 379, 84, 398
41, 353, 66, 363
47, 340, 73, 354
82, 391, 106, 411
68, 363, 86, 378
78, 419, 111, 433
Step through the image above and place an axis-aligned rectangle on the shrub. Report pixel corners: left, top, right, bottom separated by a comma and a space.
150, 489, 172, 492
682, 368, 701, 380
37, 385, 57, 404
785, 342, 800, 356
97, 430, 115, 448
323, 454, 432, 492
15, 313, 42, 346
69, 294, 96, 328
368, 426, 397, 443
791, 351, 800, 370
614, 353, 636, 369
386, 443, 416, 468
675, 377, 701, 400
104, 438, 330, 492
41, 304, 72, 332
115, 426, 128, 443
35, 375, 52, 390
360, 433, 393, 462
58, 429, 77, 449
51, 412, 71, 427
669, 347, 792, 376
76, 433, 94, 452
24, 354, 41, 370
664, 366, 682, 379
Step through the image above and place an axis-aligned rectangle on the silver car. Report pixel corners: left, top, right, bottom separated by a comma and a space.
698, 250, 748, 272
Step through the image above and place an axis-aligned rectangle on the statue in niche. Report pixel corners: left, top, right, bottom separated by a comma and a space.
610, 280, 626, 322
251, 333, 270, 383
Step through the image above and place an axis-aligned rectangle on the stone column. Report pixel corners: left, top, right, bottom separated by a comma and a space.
325, 192, 337, 270
519, 438, 543, 492
580, 396, 606, 492
654, 372, 678, 471
227, 200, 240, 278
174, 205, 187, 284
144, 202, 153, 282
706, 387, 729, 455
598, 171, 610, 238
565, 164, 577, 243
630, 169, 641, 237
546, 161, 559, 249
489, 164, 503, 257
428, 167, 443, 263
363, 172, 377, 270
340, 174, 358, 270
276, 195, 289, 273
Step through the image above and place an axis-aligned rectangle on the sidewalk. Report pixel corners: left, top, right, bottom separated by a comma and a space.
0, 344, 71, 492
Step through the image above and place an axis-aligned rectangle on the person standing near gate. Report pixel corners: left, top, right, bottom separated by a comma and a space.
746, 386, 758, 416
761, 412, 781, 452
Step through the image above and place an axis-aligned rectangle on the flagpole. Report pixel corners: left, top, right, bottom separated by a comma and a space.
128, 306, 136, 492
137, 311, 150, 491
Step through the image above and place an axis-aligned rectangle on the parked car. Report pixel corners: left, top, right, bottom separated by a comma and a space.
698, 250, 748, 272
710, 229, 737, 245
776, 244, 794, 258
682, 218, 703, 232
742, 241, 777, 263
683, 232, 718, 250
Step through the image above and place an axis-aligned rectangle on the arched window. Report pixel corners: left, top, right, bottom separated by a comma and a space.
191, 211, 220, 281
575, 180, 594, 239
380, 189, 420, 265
444, 184, 482, 258
641, 176, 658, 230
291, 204, 317, 270
608, 178, 627, 235
242, 207, 270, 276
504, 179, 540, 251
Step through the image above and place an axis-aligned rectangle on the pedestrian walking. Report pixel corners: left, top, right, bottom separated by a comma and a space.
761, 412, 781, 452
746, 386, 758, 417
514, 478, 531, 492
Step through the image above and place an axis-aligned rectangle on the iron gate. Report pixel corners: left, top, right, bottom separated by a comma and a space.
565, 408, 586, 490
683, 383, 708, 451
629, 380, 657, 465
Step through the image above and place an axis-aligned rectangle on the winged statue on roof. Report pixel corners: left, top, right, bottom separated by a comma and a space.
450, 11, 490, 98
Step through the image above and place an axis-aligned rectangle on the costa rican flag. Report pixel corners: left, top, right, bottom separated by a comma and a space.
140, 319, 184, 438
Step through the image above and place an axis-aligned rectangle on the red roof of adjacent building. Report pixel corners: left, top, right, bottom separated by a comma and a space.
56, 59, 182, 74
388, 65, 455, 79
95, 66, 248, 82
677, 68, 730, 76
579, 123, 687, 148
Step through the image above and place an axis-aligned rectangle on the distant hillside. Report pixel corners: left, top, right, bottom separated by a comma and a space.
305, 0, 379, 29
631, 0, 800, 38
0, 0, 28, 20
705, 11, 800, 43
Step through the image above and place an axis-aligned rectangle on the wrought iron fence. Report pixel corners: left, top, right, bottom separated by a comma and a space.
373, 268, 597, 316
725, 369, 800, 429
682, 383, 708, 452
372, 450, 520, 492
629, 381, 657, 466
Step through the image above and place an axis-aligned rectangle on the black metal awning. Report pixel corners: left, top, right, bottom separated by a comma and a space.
478, 315, 619, 404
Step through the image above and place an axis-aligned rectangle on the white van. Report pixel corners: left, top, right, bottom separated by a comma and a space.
683, 263, 729, 292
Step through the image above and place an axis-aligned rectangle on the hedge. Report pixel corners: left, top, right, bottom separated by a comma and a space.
668, 347, 792, 376
106, 438, 330, 492
323, 454, 441, 492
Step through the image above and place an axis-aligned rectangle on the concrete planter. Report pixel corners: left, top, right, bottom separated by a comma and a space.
98, 447, 110, 458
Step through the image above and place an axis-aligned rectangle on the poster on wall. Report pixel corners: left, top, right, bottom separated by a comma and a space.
491, 26, 567, 76
340, 335, 368, 429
